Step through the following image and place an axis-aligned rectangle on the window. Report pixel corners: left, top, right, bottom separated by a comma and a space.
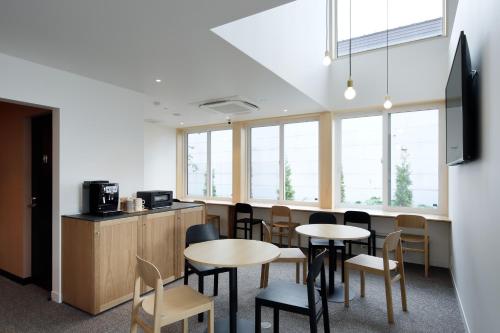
337, 107, 442, 212
187, 129, 232, 198
339, 116, 383, 206
389, 109, 439, 208
250, 121, 319, 202
336, 0, 445, 56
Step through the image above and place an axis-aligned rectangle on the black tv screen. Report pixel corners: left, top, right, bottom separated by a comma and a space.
446, 31, 476, 165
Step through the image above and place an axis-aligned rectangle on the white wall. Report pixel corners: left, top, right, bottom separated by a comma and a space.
0, 52, 146, 302
143, 122, 177, 193
448, 0, 500, 331
214, 0, 458, 111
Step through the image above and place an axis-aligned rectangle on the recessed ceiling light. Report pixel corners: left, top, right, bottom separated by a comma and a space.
283, 109, 288, 112
155, 78, 162, 83
180, 122, 184, 125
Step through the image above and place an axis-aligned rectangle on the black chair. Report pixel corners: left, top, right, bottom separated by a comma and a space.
255, 250, 330, 333
308, 212, 346, 282
184, 224, 230, 322
343, 211, 377, 256
233, 203, 263, 240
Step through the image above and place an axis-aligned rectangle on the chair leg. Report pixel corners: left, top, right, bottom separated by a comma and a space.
255, 302, 262, 333
341, 247, 346, 283
360, 271, 365, 297
344, 265, 350, 307
198, 275, 204, 322
265, 263, 270, 288
214, 273, 219, 296
244, 223, 248, 240
183, 262, 189, 285
308, 311, 317, 333
384, 270, 394, 324
250, 223, 253, 240
260, 222, 263, 241
400, 265, 408, 312
208, 303, 215, 333
295, 262, 300, 283
183, 318, 188, 333
302, 259, 307, 284
273, 308, 279, 333
260, 264, 266, 288
348, 241, 352, 257
130, 311, 138, 333
372, 234, 377, 256
425, 238, 430, 277
308, 241, 312, 265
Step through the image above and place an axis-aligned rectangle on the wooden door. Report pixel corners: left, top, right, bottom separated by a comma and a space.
94, 216, 138, 312
142, 211, 176, 284
176, 207, 204, 277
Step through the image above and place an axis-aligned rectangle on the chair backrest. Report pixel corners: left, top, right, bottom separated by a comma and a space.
344, 211, 371, 229
261, 221, 272, 243
271, 205, 291, 226
133, 256, 164, 330
307, 250, 328, 313
395, 214, 428, 234
186, 223, 219, 246
382, 231, 403, 271
309, 212, 336, 225
234, 203, 253, 220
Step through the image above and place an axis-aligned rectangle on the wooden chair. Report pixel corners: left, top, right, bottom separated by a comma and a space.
194, 200, 221, 236
395, 214, 430, 277
130, 256, 214, 333
255, 250, 330, 333
270, 205, 300, 248
233, 203, 263, 240
260, 221, 307, 288
344, 231, 407, 324
184, 224, 230, 322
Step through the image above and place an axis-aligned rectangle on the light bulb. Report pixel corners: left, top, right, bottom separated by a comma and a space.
383, 95, 393, 109
344, 79, 356, 100
322, 50, 332, 66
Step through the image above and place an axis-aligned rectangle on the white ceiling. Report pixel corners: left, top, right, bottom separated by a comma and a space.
0, 0, 325, 127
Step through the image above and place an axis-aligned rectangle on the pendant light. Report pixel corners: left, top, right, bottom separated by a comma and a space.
344, 0, 356, 100
383, 0, 392, 109
322, 0, 332, 66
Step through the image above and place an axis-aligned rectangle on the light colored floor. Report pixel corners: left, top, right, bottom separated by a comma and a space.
0, 263, 465, 332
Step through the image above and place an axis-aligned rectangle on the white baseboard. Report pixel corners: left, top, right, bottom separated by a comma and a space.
51, 290, 62, 303
450, 267, 471, 333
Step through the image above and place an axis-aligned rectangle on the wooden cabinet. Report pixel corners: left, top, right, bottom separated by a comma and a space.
175, 206, 204, 277
139, 211, 177, 287
62, 206, 204, 315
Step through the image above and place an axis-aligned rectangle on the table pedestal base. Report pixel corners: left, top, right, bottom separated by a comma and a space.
212, 317, 254, 333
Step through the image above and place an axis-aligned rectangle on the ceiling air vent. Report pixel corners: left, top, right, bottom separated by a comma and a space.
198, 98, 259, 115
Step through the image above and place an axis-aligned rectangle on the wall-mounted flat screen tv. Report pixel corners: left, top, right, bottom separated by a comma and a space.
446, 31, 477, 165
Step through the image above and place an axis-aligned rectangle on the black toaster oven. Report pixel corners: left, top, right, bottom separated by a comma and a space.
136, 190, 173, 209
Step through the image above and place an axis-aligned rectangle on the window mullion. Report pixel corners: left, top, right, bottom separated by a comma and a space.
279, 124, 285, 201
207, 131, 212, 198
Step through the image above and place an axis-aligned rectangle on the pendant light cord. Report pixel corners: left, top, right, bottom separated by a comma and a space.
349, 0, 352, 78
386, 0, 389, 95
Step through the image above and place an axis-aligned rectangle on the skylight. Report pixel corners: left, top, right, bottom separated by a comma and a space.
336, 0, 445, 56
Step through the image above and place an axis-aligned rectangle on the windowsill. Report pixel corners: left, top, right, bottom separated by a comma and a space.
180, 198, 450, 222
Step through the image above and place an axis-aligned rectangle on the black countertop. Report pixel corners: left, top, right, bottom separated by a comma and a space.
62, 202, 203, 222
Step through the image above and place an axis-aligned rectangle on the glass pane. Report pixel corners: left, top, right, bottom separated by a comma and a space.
250, 126, 280, 200
187, 132, 207, 196
340, 116, 383, 205
337, 0, 444, 56
284, 121, 319, 202
390, 109, 439, 208
211, 130, 232, 198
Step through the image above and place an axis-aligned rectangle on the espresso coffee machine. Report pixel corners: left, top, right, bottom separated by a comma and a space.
82, 181, 121, 216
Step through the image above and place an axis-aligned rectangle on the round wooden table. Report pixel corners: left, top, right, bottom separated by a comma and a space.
184, 239, 280, 333
296, 224, 371, 303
